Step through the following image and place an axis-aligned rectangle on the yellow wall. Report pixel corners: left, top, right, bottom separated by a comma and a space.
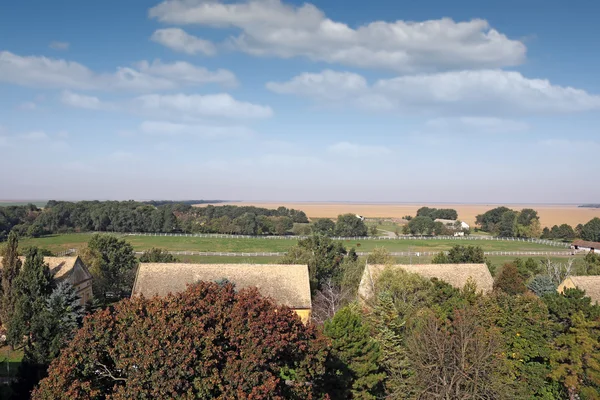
293, 309, 311, 324
74, 279, 93, 306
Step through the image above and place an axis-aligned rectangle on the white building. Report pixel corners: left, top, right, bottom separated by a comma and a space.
434, 219, 470, 230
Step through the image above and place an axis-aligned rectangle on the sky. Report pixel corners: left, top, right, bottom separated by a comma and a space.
0, 0, 599, 203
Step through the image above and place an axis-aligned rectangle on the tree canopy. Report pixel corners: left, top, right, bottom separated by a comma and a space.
33, 282, 331, 400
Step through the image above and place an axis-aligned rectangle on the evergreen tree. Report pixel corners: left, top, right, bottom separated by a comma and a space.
324, 306, 385, 399
493, 263, 526, 295
1, 231, 22, 328
6, 248, 54, 348
139, 247, 177, 263
527, 275, 556, 297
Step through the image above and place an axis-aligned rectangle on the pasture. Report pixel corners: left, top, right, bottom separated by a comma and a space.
19, 233, 568, 255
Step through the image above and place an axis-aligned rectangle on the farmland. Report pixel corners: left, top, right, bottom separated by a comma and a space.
200, 202, 600, 228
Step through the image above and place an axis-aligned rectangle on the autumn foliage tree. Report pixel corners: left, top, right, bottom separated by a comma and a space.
33, 282, 331, 399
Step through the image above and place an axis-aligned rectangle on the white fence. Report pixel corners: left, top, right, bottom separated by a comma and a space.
131, 250, 574, 258
121, 232, 570, 247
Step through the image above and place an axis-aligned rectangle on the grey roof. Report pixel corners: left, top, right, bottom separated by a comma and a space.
360, 263, 493, 300
132, 263, 312, 309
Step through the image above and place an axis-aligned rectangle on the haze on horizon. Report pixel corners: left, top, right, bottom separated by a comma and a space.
1, 0, 599, 203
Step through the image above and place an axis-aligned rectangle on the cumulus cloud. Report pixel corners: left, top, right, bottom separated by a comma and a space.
140, 120, 253, 138
0, 51, 236, 91
149, 0, 526, 72
132, 93, 273, 120
60, 91, 106, 110
151, 28, 216, 55
49, 41, 70, 51
267, 69, 600, 115
328, 141, 391, 157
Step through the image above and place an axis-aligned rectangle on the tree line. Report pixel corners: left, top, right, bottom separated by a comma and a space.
0, 201, 310, 239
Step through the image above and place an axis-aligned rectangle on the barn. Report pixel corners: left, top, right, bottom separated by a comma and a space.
571, 240, 600, 254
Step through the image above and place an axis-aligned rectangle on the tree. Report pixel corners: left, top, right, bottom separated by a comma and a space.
139, 248, 177, 263
498, 210, 518, 237
407, 216, 434, 235
369, 225, 378, 236
493, 263, 526, 295
366, 247, 394, 265
416, 207, 458, 220
1, 231, 22, 327
324, 307, 385, 399
408, 307, 511, 399
33, 282, 331, 399
527, 275, 557, 297
80, 234, 138, 302
6, 248, 54, 348
311, 279, 352, 325
476, 206, 512, 233
312, 219, 335, 236
335, 214, 368, 237
581, 217, 600, 242
431, 245, 485, 264
281, 235, 347, 292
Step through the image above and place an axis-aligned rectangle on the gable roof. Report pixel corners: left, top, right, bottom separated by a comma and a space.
0, 256, 91, 284
572, 240, 600, 249
132, 263, 312, 310
359, 263, 493, 299
561, 276, 600, 304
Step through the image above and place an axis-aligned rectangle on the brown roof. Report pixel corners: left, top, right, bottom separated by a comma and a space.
0, 256, 91, 284
132, 263, 312, 310
572, 240, 600, 249
565, 276, 600, 304
360, 263, 493, 299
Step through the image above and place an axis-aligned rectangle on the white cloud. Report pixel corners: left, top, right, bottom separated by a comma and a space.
19, 131, 48, 141
149, 0, 526, 72
140, 121, 253, 138
136, 59, 236, 87
49, 41, 70, 51
151, 28, 216, 55
132, 93, 273, 119
266, 70, 366, 100
425, 117, 529, 133
61, 91, 106, 110
328, 141, 391, 157
19, 101, 37, 110
0, 51, 236, 91
267, 69, 600, 115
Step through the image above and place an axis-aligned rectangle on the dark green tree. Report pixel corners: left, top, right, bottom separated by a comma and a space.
139, 248, 177, 263
581, 217, 600, 242
1, 231, 22, 327
498, 210, 518, 237
335, 214, 368, 237
476, 206, 512, 233
324, 307, 385, 399
80, 234, 138, 302
407, 216, 434, 235
431, 245, 485, 264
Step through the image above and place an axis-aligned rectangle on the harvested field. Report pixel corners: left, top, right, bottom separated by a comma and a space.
198, 202, 600, 227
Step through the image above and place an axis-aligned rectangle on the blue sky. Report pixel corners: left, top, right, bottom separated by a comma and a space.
0, 0, 599, 203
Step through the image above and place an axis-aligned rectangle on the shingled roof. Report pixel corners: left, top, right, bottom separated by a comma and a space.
0, 256, 91, 285
559, 276, 600, 304
132, 263, 312, 310
359, 263, 494, 300
572, 240, 600, 250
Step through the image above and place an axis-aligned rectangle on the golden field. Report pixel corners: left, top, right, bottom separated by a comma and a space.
198, 202, 600, 228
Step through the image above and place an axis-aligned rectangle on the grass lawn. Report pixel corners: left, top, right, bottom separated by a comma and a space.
18, 233, 569, 255
0, 346, 23, 378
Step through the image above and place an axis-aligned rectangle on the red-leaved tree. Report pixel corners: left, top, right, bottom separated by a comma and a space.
32, 282, 331, 399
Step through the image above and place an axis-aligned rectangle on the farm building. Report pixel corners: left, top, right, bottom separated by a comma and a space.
571, 239, 600, 253
558, 276, 600, 304
0, 256, 93, 305
434, 219, 470, 230
358, 263, 494, 301
132, 263, 312, 323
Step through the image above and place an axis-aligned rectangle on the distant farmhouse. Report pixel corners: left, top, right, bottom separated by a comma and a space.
558, 276, 600, 304
0, 256, 93, 305
434, 219, 470, 236
132, 263, 312, 323
358, 263, 493, 301
571, 240, 600, 254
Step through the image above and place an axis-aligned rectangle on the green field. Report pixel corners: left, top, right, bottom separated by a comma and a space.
18, 233, 569, 254
0, 201, 47, 208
